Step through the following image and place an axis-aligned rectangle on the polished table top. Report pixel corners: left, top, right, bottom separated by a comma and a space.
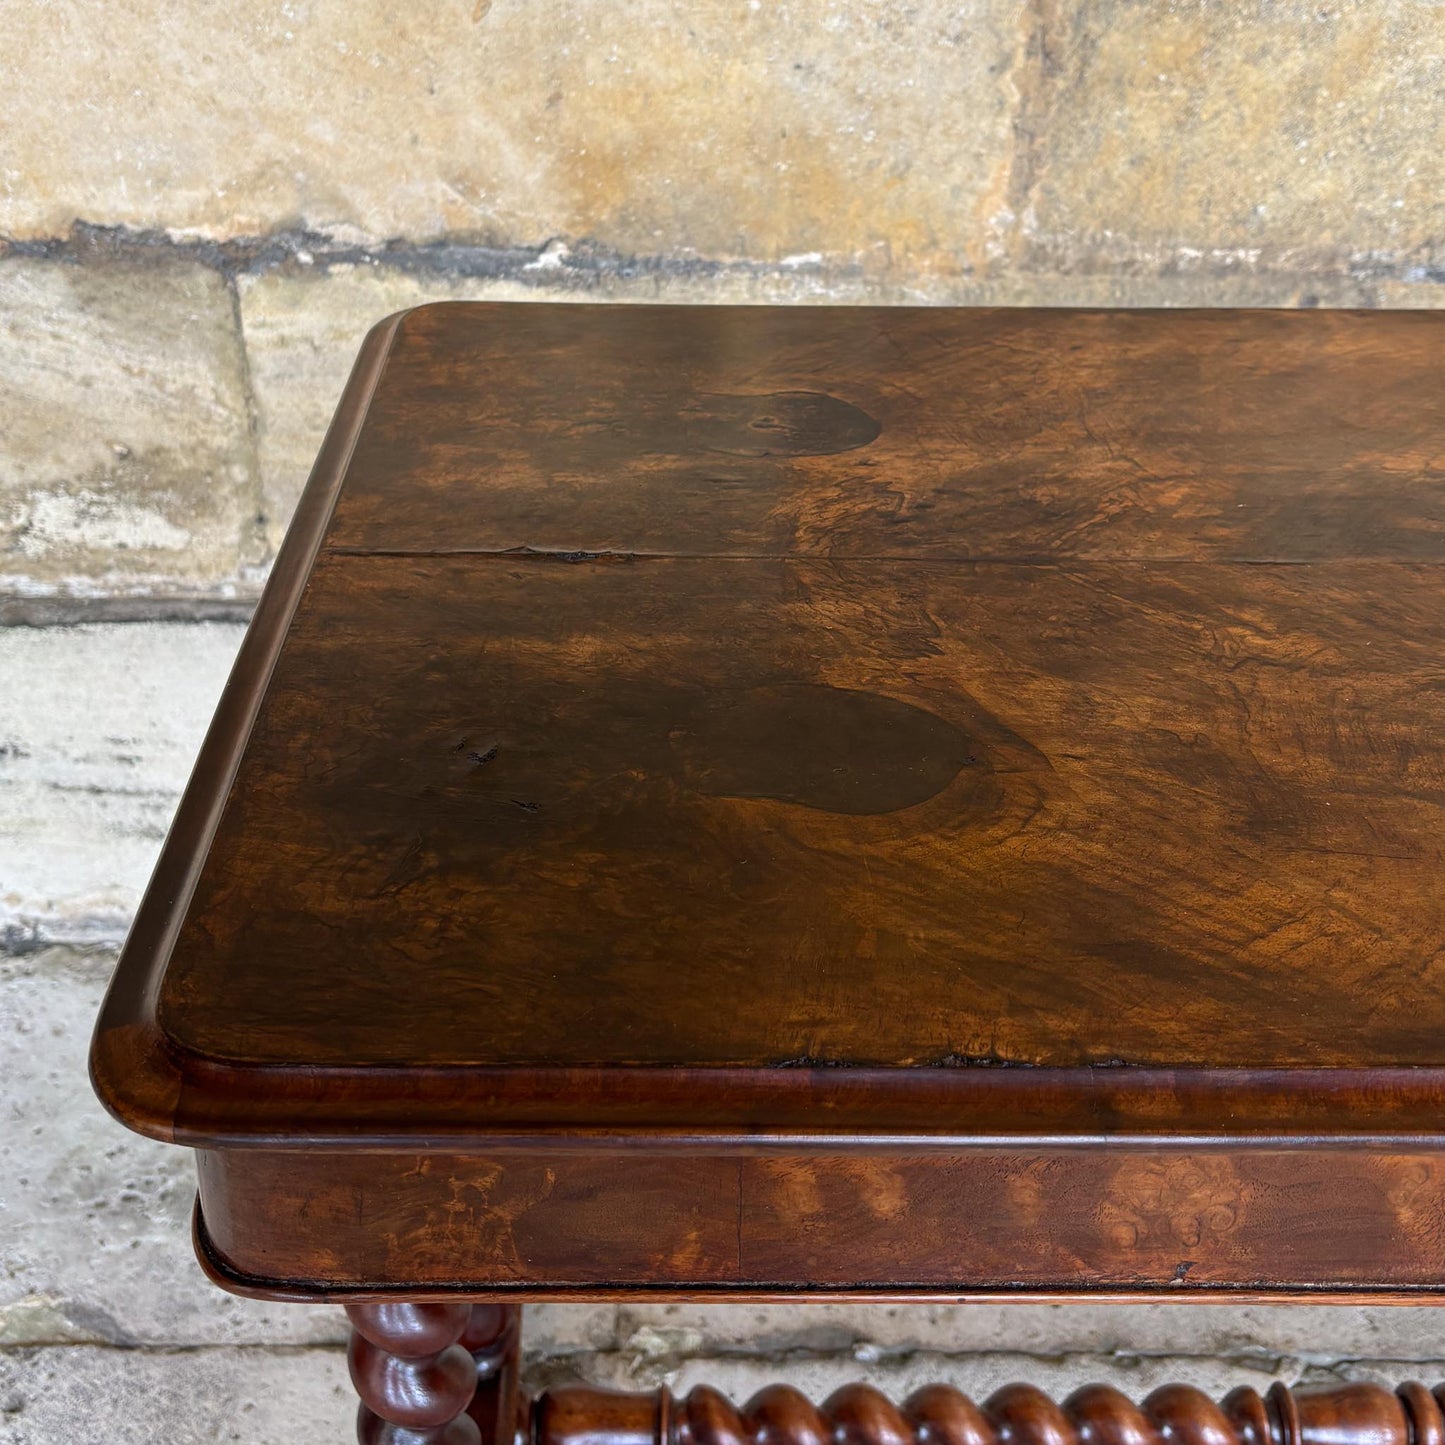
94, 302, 1445, 1152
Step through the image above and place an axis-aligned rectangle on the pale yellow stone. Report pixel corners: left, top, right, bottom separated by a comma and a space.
0, 257, 260, 595
1369, 281, 1445, 311
1030, 1, 1445, 264
0, 0, 1024, 267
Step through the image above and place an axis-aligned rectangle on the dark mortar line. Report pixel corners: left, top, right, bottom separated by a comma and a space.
0, 222, 860, 288
0, 596, 257, 628
2, 221, 1440, 289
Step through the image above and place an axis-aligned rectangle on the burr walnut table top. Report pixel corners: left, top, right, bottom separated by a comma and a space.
93, 302, 1445, 1153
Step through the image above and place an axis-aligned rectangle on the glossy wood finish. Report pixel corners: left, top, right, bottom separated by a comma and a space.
87, 303, 1445, 1440
195, 1147, 1445, 1299
348, 1302, 520, 1445
93, 303, 1445, 1154
89, 299, 1445, 1318
533, 1379, 1445, 1445
167, 551, 1445, 1074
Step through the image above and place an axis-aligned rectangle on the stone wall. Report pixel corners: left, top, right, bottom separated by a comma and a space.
2, 0, 1442, 607
3, 4, 1445, 1442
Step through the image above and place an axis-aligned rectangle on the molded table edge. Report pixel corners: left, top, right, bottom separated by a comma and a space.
88, 309, 409, 1143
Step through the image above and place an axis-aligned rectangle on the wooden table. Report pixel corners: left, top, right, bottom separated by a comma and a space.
93, 303, 1445, 1445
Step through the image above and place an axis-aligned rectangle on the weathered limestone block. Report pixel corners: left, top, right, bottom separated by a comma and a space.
0, 949, 341, 1346
1028, 1, 1445, 271
0, 0, 1023, 266
0, 256, 260, 596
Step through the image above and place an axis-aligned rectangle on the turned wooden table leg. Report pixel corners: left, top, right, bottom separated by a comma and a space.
534, 1378, 1445, 1445
345, 1302, 1445, 1445
464, 1305, 524, 1445
347, 1302, 521, 1445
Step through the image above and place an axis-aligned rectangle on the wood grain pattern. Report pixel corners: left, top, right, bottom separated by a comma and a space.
94, 303, 1445, 1149
195, 1147, 1445, 1298
156, 551, 1445, 1078
329, 306, 1445, 563
87, 303, 1445, 1311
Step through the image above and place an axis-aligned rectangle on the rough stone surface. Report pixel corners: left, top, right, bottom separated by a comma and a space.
0, 1345, 352, 1444
0, 621, 244, 948
0, 0, 1021, 262
0, 257, 260, 598
0, 943, 615, 1356
1028, 1, 1445, 274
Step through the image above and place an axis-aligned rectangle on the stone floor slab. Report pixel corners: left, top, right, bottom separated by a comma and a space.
0, 621, 246, 949
0, 1344, 349, 1445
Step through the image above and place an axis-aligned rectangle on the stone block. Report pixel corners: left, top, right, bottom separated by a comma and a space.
0, 937, 610, 1354
1367, 280, 1445, 312
0, 257, 260, 598
1028, 1, 1445, 272
0, 0, 1023, 268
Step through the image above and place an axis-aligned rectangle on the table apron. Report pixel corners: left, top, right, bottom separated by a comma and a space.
194, 1145, 1445, 1301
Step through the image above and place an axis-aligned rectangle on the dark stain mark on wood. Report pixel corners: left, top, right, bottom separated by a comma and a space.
666, 682, 981, 815
688, 391, 881, 457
